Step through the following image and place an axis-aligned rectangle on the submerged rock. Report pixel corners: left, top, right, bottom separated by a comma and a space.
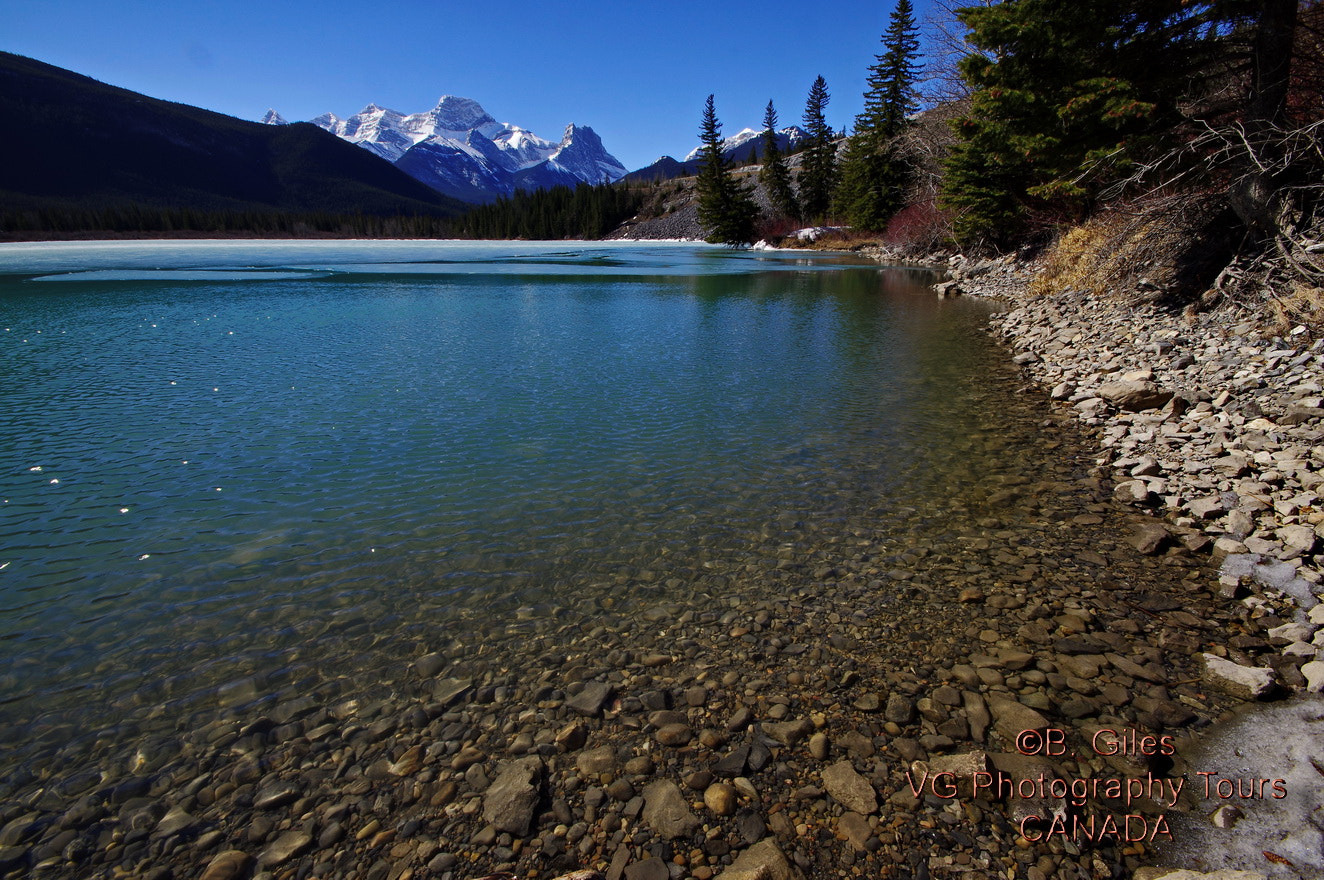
483, 757, 543, 836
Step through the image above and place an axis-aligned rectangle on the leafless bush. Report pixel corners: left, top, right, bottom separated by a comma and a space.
1093, 116, 1324, 321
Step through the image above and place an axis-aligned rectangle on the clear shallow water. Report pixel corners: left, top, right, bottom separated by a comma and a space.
0, 240, 992, 766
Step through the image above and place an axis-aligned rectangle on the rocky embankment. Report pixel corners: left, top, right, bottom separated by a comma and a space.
951, 253, 1324, 687
927, 251, 1324, 878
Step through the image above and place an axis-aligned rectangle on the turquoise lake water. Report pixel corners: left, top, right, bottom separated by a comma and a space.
0, 240, 999, 766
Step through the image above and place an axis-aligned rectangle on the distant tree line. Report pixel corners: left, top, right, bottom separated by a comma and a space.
0, 205, 453, 240
449, 182, 645, 240
2, 183, 646, 242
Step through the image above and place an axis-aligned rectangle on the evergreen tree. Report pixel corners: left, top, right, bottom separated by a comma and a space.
797, 76, 837, 223
835, 0, 922, 230
938, 0, 1217, 246
695, 94, 759, 245
759, 100, 800, 222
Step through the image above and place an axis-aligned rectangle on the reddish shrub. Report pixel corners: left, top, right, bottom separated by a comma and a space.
883, 199, 953, 252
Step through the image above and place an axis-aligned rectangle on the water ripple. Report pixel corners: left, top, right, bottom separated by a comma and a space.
0, 243, 980, 763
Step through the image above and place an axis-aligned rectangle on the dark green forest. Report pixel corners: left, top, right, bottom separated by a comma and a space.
449, 183, 646, 241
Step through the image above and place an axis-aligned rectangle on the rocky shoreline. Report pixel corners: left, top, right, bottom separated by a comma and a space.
945, 249, 1323, 683
911, 248, 1324, 879
2, 251, 1318, 880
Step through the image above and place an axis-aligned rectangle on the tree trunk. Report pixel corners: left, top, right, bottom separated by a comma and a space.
1230, 0, 1300, 231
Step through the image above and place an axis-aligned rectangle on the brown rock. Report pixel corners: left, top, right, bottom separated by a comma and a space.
200, 851, 253, 880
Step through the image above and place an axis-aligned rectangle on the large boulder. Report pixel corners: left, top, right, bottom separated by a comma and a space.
1098, 379, 1173, 412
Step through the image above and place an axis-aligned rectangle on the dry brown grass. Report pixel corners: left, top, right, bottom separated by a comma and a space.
1030, 194, 1235, 305
775, 228, 886, 251
1033, 210, 1172, 298
1267, 283, 1324, 334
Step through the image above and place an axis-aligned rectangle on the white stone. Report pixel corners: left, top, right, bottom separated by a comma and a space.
1279, 524, 1318, 556
1214, 536, 1249, 554
1243, 536, 1281, 555
1115, 480, 1154, 505
1187, 495, 1226, 519
1268, 621, 1317, 643
1303, 660, 1324, 693
1200, 654, 1276, 698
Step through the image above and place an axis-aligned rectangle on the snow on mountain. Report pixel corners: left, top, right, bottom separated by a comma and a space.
304, 96, 626, 203
491, 127, 559, 171
547, 124, 628, 184
683, 126, 808, 163
259, 109, 288, 125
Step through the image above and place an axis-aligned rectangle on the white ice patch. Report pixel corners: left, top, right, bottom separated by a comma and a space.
1160, 699, 1324, 877
1221, 553, 1319, 609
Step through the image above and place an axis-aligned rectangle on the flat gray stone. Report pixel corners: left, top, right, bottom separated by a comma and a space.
988, 697, 1049, 740
837, 812, 872, 851
576, 745, 617, 776
568, 681, 614, 717
1303, 659, 1324, 692
1099, 379, 1173, 411
718, 838, 803, 880
253, 782, 300, 810
154, 806, 198, 838
434, 677, 472, 706
0, 816, 38, 848
1129, 521, 1169, 554
483, 757, 543, 835
763, 718, 813, 747
258, 831, 312, 867
1200, 655, 1276, 699
200, 851, 253, 880
884, 694, 915, 724
1187, 495, 1227, 519
641, 780, 699, 839
821, 761, 877, 814
624, 857, 670, 880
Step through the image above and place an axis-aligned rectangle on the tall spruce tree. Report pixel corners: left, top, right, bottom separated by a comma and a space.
939, 0, 1220, 246
695, 94, 759, 245
797, 76, 837, 223
835, 0, 922, 230
759, 100, 799, 222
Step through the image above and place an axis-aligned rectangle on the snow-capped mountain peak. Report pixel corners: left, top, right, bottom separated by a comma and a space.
423, 95, 497, 135
684, 125, 807, 163
303, 95, 627, 203
260, 109, 288, 125
548, 124, 628, 184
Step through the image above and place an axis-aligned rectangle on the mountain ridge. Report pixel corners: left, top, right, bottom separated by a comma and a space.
0, 51, 465, 222
277, 97, 628, 204
624, 126, 807, 183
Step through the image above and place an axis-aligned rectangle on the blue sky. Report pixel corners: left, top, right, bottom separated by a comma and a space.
3, 0, 938, 172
